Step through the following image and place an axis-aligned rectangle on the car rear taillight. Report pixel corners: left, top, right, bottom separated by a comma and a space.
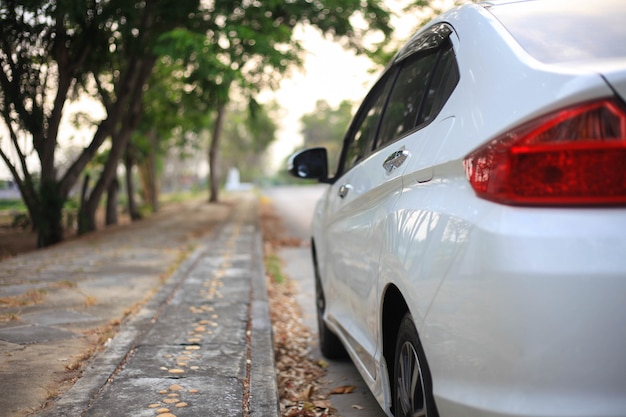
464, 99, 626, 205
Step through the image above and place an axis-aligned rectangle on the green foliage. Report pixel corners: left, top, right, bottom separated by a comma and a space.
63, 198, 80, 231
366, 0, 475, 67
140, 0, 396, 186
0, 0, 204, 244
0, 0, 396, 244
0, 199, 30, 231
0, 199, 26, 212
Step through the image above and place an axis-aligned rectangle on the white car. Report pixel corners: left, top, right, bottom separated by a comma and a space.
288, 0, 626, 416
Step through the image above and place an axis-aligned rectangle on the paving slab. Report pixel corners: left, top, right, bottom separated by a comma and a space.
83, 376, 244, 417
0, 324, 78, 344
0, 192, 279, 417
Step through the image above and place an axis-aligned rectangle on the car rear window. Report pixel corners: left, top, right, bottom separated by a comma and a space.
487, 0, 626, 64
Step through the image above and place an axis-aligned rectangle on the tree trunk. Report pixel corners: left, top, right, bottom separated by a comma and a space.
138, 128, 159, 212
82, 133, 131, 232
125, 153, 142, 220
148, 128, 159, 212
78, 174, 94, 234
209, 103, 226, 203
31, 51, 78, 247
80, 55, 156, 232
106, 177, 119, 226
35, 180, 65, 247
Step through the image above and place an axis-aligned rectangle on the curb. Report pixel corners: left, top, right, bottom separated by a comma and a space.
41, 198, 280, 416
249, 216, 280, 417
40, 226, 218, 416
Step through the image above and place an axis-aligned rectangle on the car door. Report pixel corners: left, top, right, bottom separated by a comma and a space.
322, 25, 455, 380
321, 73, 395, 380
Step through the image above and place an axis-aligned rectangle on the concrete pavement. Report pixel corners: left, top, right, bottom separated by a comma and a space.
0, 192, 278, 417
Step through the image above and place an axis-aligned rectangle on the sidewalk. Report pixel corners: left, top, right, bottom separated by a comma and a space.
0, 192, 278, 417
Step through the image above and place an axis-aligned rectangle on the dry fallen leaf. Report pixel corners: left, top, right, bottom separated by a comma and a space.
262, 200, 339, 417
313, 400, 333, 409
329, 385, 356, 395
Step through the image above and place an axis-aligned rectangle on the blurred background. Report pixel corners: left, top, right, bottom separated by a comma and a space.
0, 0, 462, 250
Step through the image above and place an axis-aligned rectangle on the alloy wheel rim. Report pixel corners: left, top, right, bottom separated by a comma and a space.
396, 341, 427, 417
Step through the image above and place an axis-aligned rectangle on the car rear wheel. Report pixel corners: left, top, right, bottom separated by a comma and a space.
393, 313, 438, 417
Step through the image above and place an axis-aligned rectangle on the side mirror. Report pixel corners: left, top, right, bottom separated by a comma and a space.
288, 147, 329, 182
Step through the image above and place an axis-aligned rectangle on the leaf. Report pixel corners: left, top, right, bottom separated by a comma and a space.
296, 385, 314, 401
317, 359, 329, 369
329, 385, 356, 395
312, 400, 333, 409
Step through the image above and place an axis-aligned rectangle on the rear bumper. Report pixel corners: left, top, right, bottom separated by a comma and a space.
422, 205, 626, 417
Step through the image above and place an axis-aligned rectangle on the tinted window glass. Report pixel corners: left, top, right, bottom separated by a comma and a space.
421, 44, 459, 124
488, 0, 626, 64
377, 51, 439, 147
340, 74, 392, 173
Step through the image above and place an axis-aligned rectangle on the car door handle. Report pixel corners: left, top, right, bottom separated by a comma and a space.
383, 149, 410, 174
338, 184, 352, 199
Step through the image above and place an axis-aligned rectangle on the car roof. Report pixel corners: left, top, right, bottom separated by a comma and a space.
481, 0, 626, 64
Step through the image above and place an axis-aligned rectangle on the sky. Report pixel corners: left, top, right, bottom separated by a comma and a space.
262, 27, 378, 171
263, 1, 421, 171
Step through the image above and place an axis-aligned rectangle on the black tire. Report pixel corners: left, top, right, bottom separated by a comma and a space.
393, 313, 438, 417
313, 259, 347, 359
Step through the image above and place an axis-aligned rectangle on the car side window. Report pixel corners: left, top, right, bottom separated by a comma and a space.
333, 25, 458, 179
421, 44, 459, 124
338, 73, 393, 175
377, 51, 439, 147
376, 38, 458, 148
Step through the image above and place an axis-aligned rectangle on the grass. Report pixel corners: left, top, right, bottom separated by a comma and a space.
159, 189, 206, 205
0, 288, 47, 307
53, 280, 78, 289
0, 198, 26, 211
83, 295, 97, 307
0, 198, 27, 227
265, 252, 286, 284
0, 312, 20, 322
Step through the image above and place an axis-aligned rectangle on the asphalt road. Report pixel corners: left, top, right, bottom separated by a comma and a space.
263, 185, 388, 417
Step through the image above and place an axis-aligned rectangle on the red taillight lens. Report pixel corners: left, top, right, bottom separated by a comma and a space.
464, 99, 626, 206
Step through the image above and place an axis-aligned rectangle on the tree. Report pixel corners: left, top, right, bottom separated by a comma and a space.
123, 50, 211, 216
74, 0, 201, 234
0, 0, 394, 246
220, 100, 280, 183
301, 100, 354, 173
1, 0, 96, 246
0, 0, 200, 245
151, 0, 394, 203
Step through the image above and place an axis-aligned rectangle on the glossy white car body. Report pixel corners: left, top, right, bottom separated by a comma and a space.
293, 1, 626, 416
